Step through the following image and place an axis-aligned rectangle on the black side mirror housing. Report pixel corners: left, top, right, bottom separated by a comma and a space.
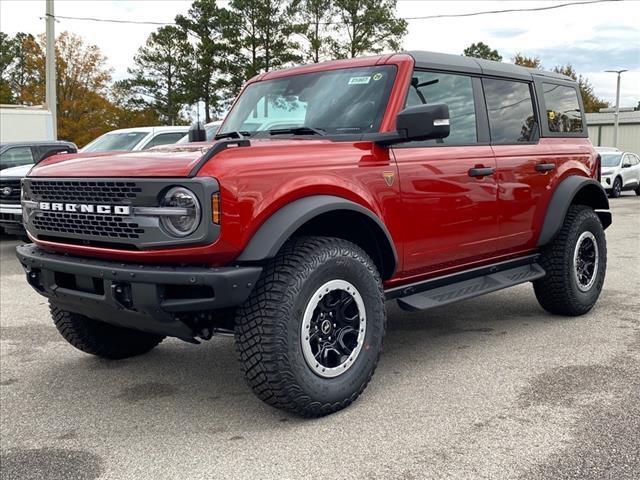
370, 103, 450, 146
188, 122, 207, 142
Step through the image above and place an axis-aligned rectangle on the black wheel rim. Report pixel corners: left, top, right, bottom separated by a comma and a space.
573, 231, 599, 292
301, 280, 366, 378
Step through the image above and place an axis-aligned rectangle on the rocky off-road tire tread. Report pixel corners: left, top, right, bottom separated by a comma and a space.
533, 205, 606, 316
51, 302, 165, 359
234, 236, 385, 417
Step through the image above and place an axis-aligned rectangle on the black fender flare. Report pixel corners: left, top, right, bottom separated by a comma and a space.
537, 176, 611, 247
236, 195, 398, 274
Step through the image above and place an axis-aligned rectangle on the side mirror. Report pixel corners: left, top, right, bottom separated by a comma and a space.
397, 103, 450, 142
370, 103, 450, 145
188, 122, 207, 142
622, 163, 631, 168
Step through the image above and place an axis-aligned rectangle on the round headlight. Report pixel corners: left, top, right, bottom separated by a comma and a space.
160, 187, 201, 237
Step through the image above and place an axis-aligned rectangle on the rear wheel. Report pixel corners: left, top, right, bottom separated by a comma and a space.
610, 177, 622, 198
234, 236, 386, 417
534, 205, 606, 316
635, 185, 640, 196
51, 302, 164, 359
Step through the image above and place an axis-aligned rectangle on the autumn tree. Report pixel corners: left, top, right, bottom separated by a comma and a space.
553, 64, 610, 113
331, 0, 407, 59
463, 42, 502, 62
0, 32, 42, 104
175, 0, 230, 121
513, 53, 542, 69
118, 26, 192, 125
292, 0, 333, 63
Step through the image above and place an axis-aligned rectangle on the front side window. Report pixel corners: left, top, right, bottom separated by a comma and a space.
219, 66, 396, 136
405, 71, 477, 145
483, 79, 536, 144
143, 132, 186, 149
543, 83, 583, 133
0, 146, 34, 170
82, 132, 148, 152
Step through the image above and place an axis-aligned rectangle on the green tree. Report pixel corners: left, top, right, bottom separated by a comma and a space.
331, 0, 407, 59
0, 32, 17, 103
463, 42, 502, 62
292, 0, 334, 63
119, 26, 191, 125
176, 0, 230, 122
513, 53, 542, 69
553, 64, 610, 113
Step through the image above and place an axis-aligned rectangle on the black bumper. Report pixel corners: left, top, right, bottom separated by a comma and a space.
16, 245, 262, 339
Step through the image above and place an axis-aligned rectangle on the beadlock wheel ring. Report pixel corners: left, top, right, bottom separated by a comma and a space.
300, 279, 367, 378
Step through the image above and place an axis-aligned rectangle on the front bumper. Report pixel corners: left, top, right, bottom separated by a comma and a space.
16, 244, 262, 339
600, 175, 613, 190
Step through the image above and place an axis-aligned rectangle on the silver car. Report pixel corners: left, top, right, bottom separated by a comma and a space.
598, 149, 640, 197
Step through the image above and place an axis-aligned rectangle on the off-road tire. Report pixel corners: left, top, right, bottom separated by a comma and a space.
533, 205, 606, 316
234, 236, 386, 417
51, 302, 165, 359
610, 177, 622, 198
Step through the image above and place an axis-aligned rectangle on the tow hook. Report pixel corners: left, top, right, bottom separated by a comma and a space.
111, 282, 133, 308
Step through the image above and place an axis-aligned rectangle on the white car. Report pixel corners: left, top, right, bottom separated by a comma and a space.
598, 150, 640, 197
80, 126, 190, 153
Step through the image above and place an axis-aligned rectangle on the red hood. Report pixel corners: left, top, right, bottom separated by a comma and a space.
29, 145, 210, 178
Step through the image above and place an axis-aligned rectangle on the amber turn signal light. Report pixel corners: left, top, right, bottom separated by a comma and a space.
212, 192, 221, 224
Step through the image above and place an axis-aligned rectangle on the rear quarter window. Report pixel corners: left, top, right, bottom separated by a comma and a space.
542, 83, 583, 133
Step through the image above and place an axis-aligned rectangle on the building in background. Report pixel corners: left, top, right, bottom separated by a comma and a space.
0, 105, 55, 142
586, 109, 640, 153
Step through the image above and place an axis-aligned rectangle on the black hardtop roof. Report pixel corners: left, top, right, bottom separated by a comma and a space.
404, 50, 572, 82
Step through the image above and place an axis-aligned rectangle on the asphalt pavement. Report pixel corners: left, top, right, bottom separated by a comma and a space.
1, 193, 638, 480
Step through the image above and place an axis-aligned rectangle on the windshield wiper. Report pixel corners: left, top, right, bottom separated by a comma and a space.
214, 131, 252, 140
268, 127, 326, 136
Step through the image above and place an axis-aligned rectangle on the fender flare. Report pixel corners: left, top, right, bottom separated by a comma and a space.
236, 195, 398, 273
537, 176, 611, 247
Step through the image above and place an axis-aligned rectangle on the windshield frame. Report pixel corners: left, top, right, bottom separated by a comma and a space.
218, 65, 398, 139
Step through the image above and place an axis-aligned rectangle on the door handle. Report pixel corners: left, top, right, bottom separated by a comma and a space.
468, 167, 495, 178
535, 163, 555, 172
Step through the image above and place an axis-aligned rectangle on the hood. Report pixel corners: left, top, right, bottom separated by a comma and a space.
29, 145, 211, 178
0, 164, 33, 178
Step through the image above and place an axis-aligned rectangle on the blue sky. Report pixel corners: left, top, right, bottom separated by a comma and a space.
1, 0, 639, 107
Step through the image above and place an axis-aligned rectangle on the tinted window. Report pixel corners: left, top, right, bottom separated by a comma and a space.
143, 132, 186, 149
543, 83, 583, 133
0, 146, 34, 170
405, 71, 477, 145
632, 154, 640, 166
483, 79, 536, 143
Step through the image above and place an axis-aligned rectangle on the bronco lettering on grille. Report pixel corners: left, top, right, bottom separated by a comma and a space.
38, 202, 130, 215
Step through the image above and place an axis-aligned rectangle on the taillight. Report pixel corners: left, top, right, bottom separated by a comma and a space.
211, 192, 221, 224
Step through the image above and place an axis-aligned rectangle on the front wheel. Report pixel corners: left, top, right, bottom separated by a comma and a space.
234, 237, 386, 417
533, 205, 607, 316
610, 177, 622, 198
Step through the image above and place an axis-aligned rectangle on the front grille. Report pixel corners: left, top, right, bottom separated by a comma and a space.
29, 180, 141, 205
0, 179, 21, 203
32, 211, 144, 239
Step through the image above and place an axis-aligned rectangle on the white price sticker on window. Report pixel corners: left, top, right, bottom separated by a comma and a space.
348, 76, 371, 85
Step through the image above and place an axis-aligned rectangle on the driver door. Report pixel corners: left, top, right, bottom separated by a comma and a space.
392, 70, 499, 277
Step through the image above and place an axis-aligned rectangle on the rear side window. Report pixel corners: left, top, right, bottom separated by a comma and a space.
483, 79, 536, 144
405, 71, 477, 145
542, 83, 583, 133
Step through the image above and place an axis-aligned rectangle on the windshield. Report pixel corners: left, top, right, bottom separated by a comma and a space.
82, 132, 148, 152
0, 146, 34, 170
219, 66, 396, 136
601, 153, 622, 167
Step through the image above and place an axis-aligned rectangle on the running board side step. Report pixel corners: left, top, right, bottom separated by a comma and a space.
395, 262, 545, 312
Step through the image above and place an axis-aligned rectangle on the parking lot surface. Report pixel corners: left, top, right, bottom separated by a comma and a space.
1, 194, 638, 480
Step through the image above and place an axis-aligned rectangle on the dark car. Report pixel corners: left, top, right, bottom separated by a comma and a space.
1, 141, 77, 237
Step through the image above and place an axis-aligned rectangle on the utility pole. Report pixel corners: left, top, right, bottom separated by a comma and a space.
45, 0, 57, 139
604, 69, 627, 149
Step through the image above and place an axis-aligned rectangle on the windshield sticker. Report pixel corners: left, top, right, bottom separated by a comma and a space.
348, 76, 371, 85
372, 73, 383, 81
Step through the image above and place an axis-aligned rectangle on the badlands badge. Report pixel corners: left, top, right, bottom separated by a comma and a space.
383, 172, 395, 187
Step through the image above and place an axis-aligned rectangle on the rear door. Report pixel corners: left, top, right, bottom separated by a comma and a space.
392, 70, 499, 277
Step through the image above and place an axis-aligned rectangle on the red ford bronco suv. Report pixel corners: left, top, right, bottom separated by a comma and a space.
17, 51, 611, 417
